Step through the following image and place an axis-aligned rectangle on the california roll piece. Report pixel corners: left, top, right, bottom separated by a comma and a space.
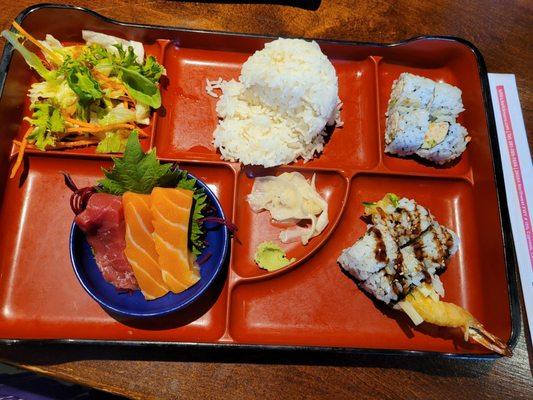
387, 72, 435, 112
384, 72, 470, 165
416, 123, 471, 165
430, 82, 464, 122
385, 109, 429, 155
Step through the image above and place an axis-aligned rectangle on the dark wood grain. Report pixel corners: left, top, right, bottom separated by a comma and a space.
0, 1, 532, 398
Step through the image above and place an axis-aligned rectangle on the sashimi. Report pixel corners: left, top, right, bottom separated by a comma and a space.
151, 187, 200, 293
74, 193, 138, 290
122, 192, 169, 300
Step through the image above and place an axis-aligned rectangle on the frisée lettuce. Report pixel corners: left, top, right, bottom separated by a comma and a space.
2, 22, 165, 178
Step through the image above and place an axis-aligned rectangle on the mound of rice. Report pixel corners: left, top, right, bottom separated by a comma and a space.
209, 38, 340, 167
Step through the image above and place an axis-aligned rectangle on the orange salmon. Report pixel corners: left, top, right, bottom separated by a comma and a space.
122, 192, 169, 300
151, 187, 199, 293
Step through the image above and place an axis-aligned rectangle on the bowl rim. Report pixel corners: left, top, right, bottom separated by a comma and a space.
69, 172, 230, 318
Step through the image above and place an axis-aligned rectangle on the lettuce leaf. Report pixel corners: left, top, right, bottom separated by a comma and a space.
176, 172, 208, 256
24, 102, 64, 150
97, 103, 136, 125
119, 66, 161, 108
63, 60, 103, 106
2, 30, 53, 80
96, 131, 127, 153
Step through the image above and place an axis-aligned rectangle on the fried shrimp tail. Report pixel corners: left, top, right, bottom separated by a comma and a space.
403, 286, 512, 356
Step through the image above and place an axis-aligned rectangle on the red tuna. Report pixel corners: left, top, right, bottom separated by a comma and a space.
75, 193, 138, 290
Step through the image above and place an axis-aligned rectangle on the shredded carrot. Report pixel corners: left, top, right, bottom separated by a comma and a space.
10, 127, 32, 179
67, 123, 136, 133
11, 21, 62, 65
49, 140, 99, 149
63, 116, 94, 128
123, 100, 128, 109
92, 70, 128, 92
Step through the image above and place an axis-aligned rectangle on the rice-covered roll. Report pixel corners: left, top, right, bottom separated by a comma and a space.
361, 269, 401, 304
384, 108, 429, 155
410, 223, 459, 272
416, 123, 470, 165
387, 72, 435, 113
384, 72, 470, 165
364, 194, 435, 247
430, 82, 464, 122
337, 225, 398, 281
397, 246, 432, 293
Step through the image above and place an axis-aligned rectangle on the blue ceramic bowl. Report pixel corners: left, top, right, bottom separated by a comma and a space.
69, 175, 229, 318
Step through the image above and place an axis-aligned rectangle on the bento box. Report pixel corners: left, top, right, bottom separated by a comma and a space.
0, 4, 519, 358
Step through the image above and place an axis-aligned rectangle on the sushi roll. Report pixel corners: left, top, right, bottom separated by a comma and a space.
337, 224, 398, 281
364, 194, 435, 247
384, 72, 470, 164
385, 109, 429, 155
430, 82, 464, 122
410, 222, 460, 273
387, 72, 435, 113
361, 269, 401, 304
337, 194, 511, 356
416, 123, 470, 165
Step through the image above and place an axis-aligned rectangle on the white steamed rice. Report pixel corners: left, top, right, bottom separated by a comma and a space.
209, 38, 340, 167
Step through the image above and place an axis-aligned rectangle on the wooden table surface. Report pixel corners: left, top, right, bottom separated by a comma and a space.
0, 1, 532, 398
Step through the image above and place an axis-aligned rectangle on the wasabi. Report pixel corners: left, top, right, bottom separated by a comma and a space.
254, 242, 296, 272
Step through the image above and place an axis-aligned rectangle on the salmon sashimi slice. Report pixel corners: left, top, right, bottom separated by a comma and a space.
123, 192, 169, 300
151, 187, 200, 293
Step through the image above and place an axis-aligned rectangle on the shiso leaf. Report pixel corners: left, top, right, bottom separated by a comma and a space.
98, 131, 208, 254
98, 131, 180, 194
176, 171, 208, 256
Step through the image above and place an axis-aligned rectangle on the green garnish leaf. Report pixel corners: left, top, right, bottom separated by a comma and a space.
98, 131, 209, 255
63, 60, 103, 105
362, 201, 376, 206
114, 45, 165, 84
98, 131, 179, 194
387, 193, 400, 207
96, 132, 127, 153
119, 67, 161, 108
176, 171, 208, 256
2, 30, 53, 80
24, 102, 64, 150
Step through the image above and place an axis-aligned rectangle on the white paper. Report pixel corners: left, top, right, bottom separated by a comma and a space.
488, 73, 533, 341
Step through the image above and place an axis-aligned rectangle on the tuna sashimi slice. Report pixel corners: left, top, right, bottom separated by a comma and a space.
123, 192, 170, 300
75, 193, 138, 291
151, 187, 200, 293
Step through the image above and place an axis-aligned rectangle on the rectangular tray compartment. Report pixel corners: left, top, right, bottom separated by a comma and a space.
0, 156, 231, 342
0, 4, 519, 358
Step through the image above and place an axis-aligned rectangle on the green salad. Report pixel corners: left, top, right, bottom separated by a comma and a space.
3, 22, 165, 176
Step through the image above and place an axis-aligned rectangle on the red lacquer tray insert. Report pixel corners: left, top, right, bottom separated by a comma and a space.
0, 5, 519, 358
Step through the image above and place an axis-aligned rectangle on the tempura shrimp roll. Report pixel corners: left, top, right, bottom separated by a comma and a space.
337, 224, 398, 281
363, 194, 435, 247
337, 193, 511, 356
